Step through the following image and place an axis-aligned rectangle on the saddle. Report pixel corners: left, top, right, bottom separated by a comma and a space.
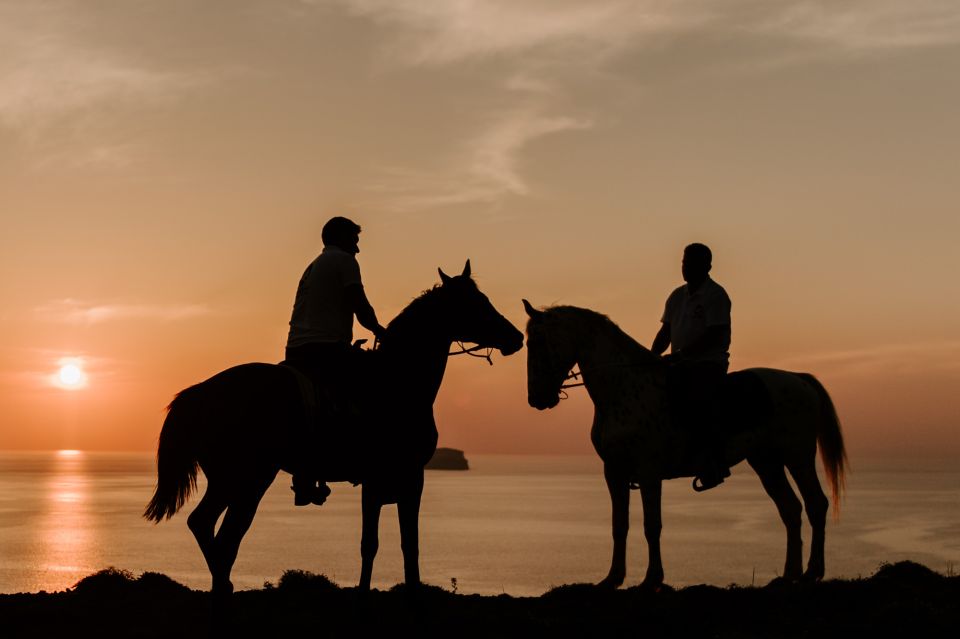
663, 369, 773, 490
283, 363, 356, 431
281, 361, 371, 481
667, 369, 772, 440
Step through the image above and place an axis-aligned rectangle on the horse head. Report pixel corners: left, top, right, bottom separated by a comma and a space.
437, 260, 524, 356
523, 300, 576, 410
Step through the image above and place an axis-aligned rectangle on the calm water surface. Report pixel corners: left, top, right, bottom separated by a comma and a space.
0, 451, 957, 595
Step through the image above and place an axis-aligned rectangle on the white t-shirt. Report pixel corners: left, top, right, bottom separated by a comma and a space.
286, 246, 362, 348
661, 276, 731, 366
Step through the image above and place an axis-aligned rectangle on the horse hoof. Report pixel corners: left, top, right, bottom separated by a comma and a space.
638, 579, 664, 593
597, 575, 624, 590
766, 575, 800, 588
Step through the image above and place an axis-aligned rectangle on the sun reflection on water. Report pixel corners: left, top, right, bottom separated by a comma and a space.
39, 450, 94, 579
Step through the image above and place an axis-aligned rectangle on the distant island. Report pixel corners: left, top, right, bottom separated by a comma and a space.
426, 447, 469, 470
0, 561, 956, 638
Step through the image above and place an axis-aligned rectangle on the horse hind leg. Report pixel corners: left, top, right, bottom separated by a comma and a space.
187, 483, 229, 584
787, 461, 829, 581
210, 473, 276, 597
748, 457, 804, 582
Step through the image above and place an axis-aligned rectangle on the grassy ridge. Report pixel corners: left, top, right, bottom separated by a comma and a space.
1, 561, 957, 638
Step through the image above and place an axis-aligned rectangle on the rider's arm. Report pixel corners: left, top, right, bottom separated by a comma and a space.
346, 283, 386, 339
652, 322, 671, 356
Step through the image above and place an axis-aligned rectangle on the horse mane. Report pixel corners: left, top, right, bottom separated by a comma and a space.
385, 277, 479, 337
542, 305, 662, 365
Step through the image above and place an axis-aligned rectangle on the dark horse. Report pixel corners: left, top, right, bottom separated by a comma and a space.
524, 302, 847, 588
144, 262, 523, 597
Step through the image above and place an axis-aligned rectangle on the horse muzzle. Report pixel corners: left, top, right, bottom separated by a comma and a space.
499, 329, 524, 357
528, 392, 560, 410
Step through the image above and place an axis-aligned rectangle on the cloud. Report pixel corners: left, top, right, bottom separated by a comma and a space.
0, 2, 200, 163
0, 349, 119, 391
34, 299, 212, 325
772, 341, 960, 379
368, 107, 592, 211
327, 0, 960, 68
758, 1, 960, 51
325, 0, 960, 211
328, 0, 707, 66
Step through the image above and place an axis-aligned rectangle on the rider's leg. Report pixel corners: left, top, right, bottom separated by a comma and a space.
691, 362, 730, 491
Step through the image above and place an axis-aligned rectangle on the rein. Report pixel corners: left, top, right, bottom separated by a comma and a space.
561, 369, 585, 390
557, 361, 663, 399
371, 336, 495, 365
449, 342, 494, 366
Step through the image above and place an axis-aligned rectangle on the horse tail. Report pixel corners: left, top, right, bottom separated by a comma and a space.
143, 386, 203, 523
797, 372, 847, 519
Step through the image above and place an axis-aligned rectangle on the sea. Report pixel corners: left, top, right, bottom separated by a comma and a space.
0, 451, 957, 596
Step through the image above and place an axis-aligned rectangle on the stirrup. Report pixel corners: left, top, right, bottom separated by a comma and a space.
692, 476, 718, 492
692, 467, 730, 493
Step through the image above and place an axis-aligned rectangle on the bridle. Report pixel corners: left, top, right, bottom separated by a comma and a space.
371, 336, 496, 366
449, 341, 494, 365
530, 323, 661, 401
560, 369, 585, 394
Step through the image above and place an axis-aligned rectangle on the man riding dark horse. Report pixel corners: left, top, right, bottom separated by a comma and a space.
652, 243, 732, 491
283, 216, 387, 506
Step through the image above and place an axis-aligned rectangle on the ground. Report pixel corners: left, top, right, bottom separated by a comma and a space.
1, 561, 956, 638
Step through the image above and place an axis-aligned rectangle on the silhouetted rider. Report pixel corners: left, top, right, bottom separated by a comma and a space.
284, 216, 386, 506
652, 243, 732, 491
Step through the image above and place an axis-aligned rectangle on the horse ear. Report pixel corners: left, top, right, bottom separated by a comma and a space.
438, 268, 452, 285
523, 299, 544, 320
462, 259, 471, 278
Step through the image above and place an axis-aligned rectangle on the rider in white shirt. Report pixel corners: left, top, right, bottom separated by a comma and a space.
285, 217, 386, 506
652, 243, 732, 490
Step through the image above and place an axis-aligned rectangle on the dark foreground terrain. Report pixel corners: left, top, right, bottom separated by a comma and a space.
1, 561, 956, 638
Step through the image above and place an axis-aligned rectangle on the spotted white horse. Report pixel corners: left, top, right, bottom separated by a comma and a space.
523, 301, 847, 588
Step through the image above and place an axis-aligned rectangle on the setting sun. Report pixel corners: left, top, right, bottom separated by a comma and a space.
54, 359, 88, 390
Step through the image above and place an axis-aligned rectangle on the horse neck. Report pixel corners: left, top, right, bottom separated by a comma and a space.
379, 298, 453, 405
576, 316, 661, 403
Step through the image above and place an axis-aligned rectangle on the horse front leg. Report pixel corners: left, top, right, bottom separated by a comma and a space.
639, 480, 664, 589
599, 463, 629, 588
397, 469, 424, 587
359, 486, 382, 591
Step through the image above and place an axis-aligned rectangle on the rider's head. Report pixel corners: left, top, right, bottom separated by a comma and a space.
682, 243, 712, 285
322, 217, 362, 254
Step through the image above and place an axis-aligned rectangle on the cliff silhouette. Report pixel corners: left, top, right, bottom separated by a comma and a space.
426, 447, 470, 470
0, 561, 955, 638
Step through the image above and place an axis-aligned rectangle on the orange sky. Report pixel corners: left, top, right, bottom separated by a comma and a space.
1, 1, 959, 458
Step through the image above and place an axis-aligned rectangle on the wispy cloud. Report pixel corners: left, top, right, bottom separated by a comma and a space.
0, 2, 200, 165
368, 108, 592, 211
773, 341, 960, 378
328, 0, 707, 66
329, 0, 960, 67
35, 299, 211, 325
758, 1, 960, 51
0, 349, 118, 391
327, 0, 960, 211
